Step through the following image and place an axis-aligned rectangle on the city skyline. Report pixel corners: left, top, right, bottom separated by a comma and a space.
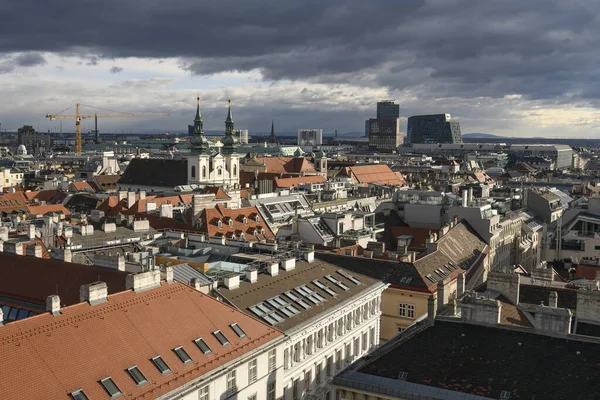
2, 1, 600, 137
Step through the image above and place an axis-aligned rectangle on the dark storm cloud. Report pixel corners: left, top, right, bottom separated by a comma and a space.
1, 0, 599, 102
0, 52, 46, 73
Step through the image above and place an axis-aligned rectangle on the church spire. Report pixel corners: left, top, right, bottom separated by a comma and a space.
190, 95, 208, 154
222, 96, 238, 155
269, 119, 276, 144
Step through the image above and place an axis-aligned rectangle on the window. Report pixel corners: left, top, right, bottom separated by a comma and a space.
369, 327, 376, 347
336, 349, 342, 370
316, 363, 322, 383
151, 356, 171, 374
345, 343, 352, 364
268, 349, 277, 372
194, 338, 212, 354
191, 165, 196, 178
226, 370, 236, 395
99, 377, 122, 398
248, 359, 257, 383
304, 370, 311, 393
398, 303, 415, 318
267, 381, 276, 400
198, 385, 209, 400
293, 378, 299, 400
231, 323, 246, 338
326, 356, 333, 377
126, 366, 147, 386
354, 338, 360, 357
218, 167, 222, 176
362, 332, 368, 351
173, 346, 192, 364
202, 165, 206, 178
267, 382, 275, 400
70, 389, 89, 400
213, 330, 230, 346
233, 164, 237, 176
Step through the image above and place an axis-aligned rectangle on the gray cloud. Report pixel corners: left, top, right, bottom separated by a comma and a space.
0, 52, 46, 73
109, 66, 123, 74
2, 0, 600, 135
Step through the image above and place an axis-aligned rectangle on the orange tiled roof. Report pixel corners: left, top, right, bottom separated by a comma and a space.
71, 181, 95, 192
274, 175, 326, 189
255, 157, 317, 174
27, 204, 71, 216
0, 281, 282, 399
0, 192, 27, 212
343, 165, 405, 185
24, 190, 68, 204
200, 204, 274, 242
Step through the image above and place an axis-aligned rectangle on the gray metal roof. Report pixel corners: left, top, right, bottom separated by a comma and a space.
171, 263, 212, 286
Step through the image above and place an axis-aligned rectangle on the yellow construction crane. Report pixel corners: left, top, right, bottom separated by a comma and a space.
46, 103, 170, 155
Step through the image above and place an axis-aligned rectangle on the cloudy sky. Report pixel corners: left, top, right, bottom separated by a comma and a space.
2, 0, 600, 137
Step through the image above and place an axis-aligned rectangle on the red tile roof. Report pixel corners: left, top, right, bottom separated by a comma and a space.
0, 281, 282, 400
390, 226, 432, 249
27, 204, 71, 216
200, 204, 274, 242
0, 192, 27, 212
71, 181, 95, 192
339, 165, 405, 185
0, 253, 128, 307
274, 175, 326, 189
255, 157, 317, 174
24, 190, 68, 204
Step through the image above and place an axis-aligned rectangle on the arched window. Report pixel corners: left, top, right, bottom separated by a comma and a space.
233, 164, 237, 176
202, 165, 206, 178
191, 165, 196, 178
218, 167, 222, 176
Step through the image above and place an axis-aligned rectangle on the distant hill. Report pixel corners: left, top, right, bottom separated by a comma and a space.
462, 133, 499, 139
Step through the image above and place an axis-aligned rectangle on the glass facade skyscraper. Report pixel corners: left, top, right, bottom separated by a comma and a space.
367, 100, 403, 152
406, 114, 463, 144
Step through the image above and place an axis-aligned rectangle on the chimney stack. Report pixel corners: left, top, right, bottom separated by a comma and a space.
28, 224, 36, 240
223, 274, 240, 290
457, 272, 466, 298
164, 266, 174, 284
468, 187, 473, 205
549, 291, 558, 308
267, 263, 279, 276
80, 282, 108, 305
462, 189, 468, 207
46, 295, 61, 316
139, 190, 146, 200
0, 308, 3, 326
126, 270, 161, 293
427, 293, 437, 321
281, 258, 296, 271
245, 268, 258, 283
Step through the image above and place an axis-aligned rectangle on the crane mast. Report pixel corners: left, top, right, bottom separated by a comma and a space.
46, 104, 169, 155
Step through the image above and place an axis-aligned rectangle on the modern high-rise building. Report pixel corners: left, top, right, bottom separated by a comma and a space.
367, 100, 403, 152
238, 129, 249, 144
406, 113, 463, 144
297, 129, 323, 146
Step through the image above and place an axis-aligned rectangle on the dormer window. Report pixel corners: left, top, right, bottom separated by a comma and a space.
228, 218, 234, 228
240, 231, 246, 240
243, 216, 248, 225
255, 214, 260, 223
217, 220, 223, 229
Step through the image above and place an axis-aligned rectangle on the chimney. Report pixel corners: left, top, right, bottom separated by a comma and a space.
0, 226, 8, 241
457, 272, 466, 298
576, 288, 600, 322
80, 224, 94, 236
487, 267, 520, 305
28, 224, 36, 240
163, 266, 174, 284
102, 222, 117, 233
26, 244, 43, 258
190, 277, 202, 291
282, 258, 296, 271
549, 291, 558, 308
133, 219, 150, 232
245, 268, 258, 283
460, 292, 501, 325
436, 278, 451, 311
46, 295, 61, 316
56, 248, 72, 263
118, 190, 127, 201
533, 305, 572, 334
468, 187, 473, 205
363, 250, 373, 259
303, 250, 315, 263
0, 308, 3, 326
126, 270, 162, 293
427, 293, 437, 321
462, 189, 468, 207
224, 274, 240, 290
127, 191, 136, 209
438, 224, 449, 238
80, 282, 108, 305
139, 190, 146, 200
267, 263, 279, 276
160, 203, 173, 219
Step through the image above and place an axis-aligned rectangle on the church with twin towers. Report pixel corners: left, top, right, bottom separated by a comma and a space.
187, 96, 241, 189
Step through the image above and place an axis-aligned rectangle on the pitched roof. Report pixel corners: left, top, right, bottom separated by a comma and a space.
0, 281, 282, 400
254, 157, 317, 174
24, 190, 68, 204
436, 221, 487, 267
218, 259, 382, 331
199, 204, 274, 242
274, 175, 326, 189
27, 204, 71, 216
518, 284, 578, 310
0, 253, 128, 307
0, 192, 28, 212
343, 165, 405, 185
118, 158, 188, 187
71, 181, 95, 192
94, 174, 121, 187
389, 226, 431, 249
353, 320, 600, 400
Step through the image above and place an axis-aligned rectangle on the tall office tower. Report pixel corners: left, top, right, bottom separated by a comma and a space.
406, 113, 463, 144
367, 100, 403, 152
238, 129, 249, 144
297, 129, 323, 146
